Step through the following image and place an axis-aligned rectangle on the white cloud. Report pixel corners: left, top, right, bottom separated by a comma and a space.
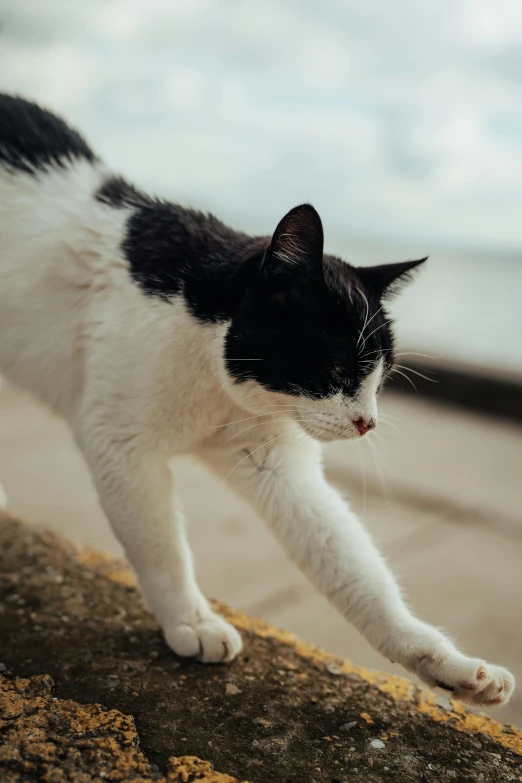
0, 0, 521, 249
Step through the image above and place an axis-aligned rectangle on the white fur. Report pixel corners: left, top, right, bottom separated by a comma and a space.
0, 160, 514, 704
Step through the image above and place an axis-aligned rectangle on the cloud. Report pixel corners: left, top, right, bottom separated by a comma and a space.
0, 0, 521, 249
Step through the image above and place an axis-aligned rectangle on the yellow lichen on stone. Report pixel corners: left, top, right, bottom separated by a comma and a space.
166, 756, 245, 782
105, 566, 137, 587
416, 690, 522, 755
75, 549, 114, 567
0, 676, 248, 783
220, 601, 522, 756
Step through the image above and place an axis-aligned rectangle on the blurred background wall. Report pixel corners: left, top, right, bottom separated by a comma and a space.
0, 0, 521, 725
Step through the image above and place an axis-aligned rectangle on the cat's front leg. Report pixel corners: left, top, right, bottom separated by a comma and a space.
76, 424, 241, 663
200, 436, 514, 705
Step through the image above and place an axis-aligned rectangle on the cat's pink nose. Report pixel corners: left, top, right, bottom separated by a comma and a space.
354, 417, 375, 436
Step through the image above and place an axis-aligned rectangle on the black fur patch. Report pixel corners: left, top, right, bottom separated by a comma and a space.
225, 251, 396, 399
0, 94, 96, 174
97, 183, 424, 398
96, 176, 150, 209
101, 185, 267, 322
223, 206, 425, 398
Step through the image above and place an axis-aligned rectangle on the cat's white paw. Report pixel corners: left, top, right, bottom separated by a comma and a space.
411, 649, 515, 707
164, 612, 243, 663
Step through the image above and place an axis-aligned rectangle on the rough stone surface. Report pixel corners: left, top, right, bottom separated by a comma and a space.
0, 675, 243, 782
1, 511, 521, 783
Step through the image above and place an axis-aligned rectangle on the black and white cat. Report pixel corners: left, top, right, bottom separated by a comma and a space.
0, 95, 514, 706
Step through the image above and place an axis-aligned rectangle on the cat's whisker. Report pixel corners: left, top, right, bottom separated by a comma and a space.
365, 435, 391, 505
212, 412, 280, 429
359, 319, 392, 350
220, 433, 283, 486
358, 305, 384, 349
378, 410, 399, 423
370, 428, 392, 447
249, 448, 285, 530
266, 458, 284, 532
395, 351, 438, 360
267, 407, 317, 415
225, 417, 327, 442
368, 432, 394, 477
244, 407, 320, 421
225, 420, 282, 442
249, 402, 319, 413
243, 447, 277, 486
213, 405, 318, 430
355, 439, 368, 516
394, 364, 439, 383
254, 460, 270, 512
389, 367, 417, 391
358, 348, 386, 362
377, 415, 401, 433
355, 287, 370, 348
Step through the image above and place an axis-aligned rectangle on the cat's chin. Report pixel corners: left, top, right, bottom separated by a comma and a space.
298, 422, 359, 443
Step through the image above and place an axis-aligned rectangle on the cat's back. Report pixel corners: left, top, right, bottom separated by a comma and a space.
0, 94, 108, 257
0, 95, 121, 415
0, 94, 104, 227
0, 94, 97, 174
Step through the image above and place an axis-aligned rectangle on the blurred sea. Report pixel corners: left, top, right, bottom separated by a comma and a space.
333, 239, 522, 377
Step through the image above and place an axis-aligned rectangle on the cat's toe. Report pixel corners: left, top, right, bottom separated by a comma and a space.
164, 614, 242, 663
414, 650, 515, 707
469, 664, 515, 706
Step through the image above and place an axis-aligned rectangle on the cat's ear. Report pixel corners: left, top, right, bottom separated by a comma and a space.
262, 204, 324, 275
357, 257, 427, 299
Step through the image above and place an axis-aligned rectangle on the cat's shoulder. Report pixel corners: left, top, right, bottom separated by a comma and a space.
0, 93, 97, 175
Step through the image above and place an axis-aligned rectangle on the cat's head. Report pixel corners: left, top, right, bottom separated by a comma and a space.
224, 204, 425, 442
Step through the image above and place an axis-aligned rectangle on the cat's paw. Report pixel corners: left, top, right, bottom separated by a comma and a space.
411, 650, 515, 707
164, 612, 243, 663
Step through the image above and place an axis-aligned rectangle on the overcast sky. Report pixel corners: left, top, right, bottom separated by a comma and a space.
1, 0, 522, 253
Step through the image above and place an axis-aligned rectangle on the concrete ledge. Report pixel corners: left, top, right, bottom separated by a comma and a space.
0, 511, 521, 782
